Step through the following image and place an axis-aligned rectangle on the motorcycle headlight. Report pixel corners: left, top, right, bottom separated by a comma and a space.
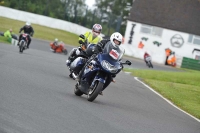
101, 60, 118, 73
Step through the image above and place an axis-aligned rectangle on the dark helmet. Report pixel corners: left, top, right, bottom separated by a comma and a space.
86, 44, 96, 56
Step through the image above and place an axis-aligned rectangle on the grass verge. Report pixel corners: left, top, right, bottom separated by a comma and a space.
0, 36, 11, 44
0, 16, 79, 46
124, 68, 200, 119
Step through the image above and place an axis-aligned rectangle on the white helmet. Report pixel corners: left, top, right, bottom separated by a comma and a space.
54, 38, 58, 42
110, 32, 123, 48
26, 22, 31, 26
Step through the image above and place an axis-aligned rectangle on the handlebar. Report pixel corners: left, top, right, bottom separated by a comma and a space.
121, 60, 132, 66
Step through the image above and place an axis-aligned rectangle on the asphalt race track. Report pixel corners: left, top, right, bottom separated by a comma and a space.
0, 39, 199, 133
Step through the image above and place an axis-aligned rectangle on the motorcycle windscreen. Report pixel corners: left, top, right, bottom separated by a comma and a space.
102, 42, 125, 61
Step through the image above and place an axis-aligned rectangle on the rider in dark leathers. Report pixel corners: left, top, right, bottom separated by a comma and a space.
18, 22, 34, 48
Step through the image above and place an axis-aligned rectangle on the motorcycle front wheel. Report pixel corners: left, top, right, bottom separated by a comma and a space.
19, 41, 24, 53
87, 81, 104, 102
74, 83, 83, 96
149, 61, 153, 68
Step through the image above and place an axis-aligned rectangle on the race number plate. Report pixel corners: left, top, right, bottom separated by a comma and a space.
146, 56, 151, 61
22, 34, 27, 37
109, 49, 119, 60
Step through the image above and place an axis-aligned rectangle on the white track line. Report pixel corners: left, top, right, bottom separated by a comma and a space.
134, 77, 200, 123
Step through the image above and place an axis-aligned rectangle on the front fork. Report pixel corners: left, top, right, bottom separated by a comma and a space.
90, 72, 107, 90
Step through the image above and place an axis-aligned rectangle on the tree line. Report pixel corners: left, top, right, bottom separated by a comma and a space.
2, 0, 133, 36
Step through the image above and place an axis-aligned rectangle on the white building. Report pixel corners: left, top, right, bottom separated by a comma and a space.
122, 0, 200, 66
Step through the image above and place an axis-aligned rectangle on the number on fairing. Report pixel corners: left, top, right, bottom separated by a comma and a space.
109, 49, 119, 60
146, 57, 151, 61
22, 34, 27, 37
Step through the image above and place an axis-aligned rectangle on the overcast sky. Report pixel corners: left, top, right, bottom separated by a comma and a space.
85, 0, 95, 9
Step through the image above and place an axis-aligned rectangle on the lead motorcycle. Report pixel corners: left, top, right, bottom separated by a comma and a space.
74, 43, 132, 102
18, 33, 29, 53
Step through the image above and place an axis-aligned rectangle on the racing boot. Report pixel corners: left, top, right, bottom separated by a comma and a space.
26, 43, 30, 49
66, 59, 71, 66
99, 91, 103, 96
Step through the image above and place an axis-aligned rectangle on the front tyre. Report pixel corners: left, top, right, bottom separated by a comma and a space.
87, 81, 104, 102
74, 83, 83, 96
19, 41, 24, 53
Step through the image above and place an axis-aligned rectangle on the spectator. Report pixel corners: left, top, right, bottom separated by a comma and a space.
4, 29, 12, 39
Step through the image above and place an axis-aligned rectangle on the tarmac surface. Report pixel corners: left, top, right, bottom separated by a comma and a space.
0, 40, 199, 133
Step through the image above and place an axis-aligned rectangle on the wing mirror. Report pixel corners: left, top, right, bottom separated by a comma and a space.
126, 60, 132, 66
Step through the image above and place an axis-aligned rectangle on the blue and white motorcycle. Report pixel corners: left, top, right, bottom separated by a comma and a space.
74, 43, 132, 102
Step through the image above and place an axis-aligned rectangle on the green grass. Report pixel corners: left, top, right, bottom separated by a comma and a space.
0, 36, 11, 44
0, 16, 79, 46
124, 68, 200, 119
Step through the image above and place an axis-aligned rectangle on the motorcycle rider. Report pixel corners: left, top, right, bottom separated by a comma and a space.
76, 32, 124, 95
4, 29, 12, 39
167, 51, 176, 66
50, 38, 59, 52
18, 22, 34, 48
53, 38, 59, 46
66, 24, 103, 66
144, 51, 150, 65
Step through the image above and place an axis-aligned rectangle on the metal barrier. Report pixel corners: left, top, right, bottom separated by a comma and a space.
11, 38, 18, 46
181, 57, 200, 70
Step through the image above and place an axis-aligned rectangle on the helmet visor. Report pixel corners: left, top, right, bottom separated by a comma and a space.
93, 30, 100, 34
113, 39, 121, 45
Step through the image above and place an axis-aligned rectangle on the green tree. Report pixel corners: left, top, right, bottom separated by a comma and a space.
95, 0, 133, 35
2, 0, 133, 36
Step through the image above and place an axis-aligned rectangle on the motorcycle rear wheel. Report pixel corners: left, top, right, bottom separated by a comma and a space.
63, 49, 68, 55
87, 81, 104, 102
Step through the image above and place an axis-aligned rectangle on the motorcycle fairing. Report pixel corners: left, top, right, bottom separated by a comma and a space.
97, 53, 122, 73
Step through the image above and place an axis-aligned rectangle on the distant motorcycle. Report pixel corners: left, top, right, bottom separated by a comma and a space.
50, 41, 68, 55
18, 33, 29, 53
74, 43, 132, 102
145, 56, 153, 68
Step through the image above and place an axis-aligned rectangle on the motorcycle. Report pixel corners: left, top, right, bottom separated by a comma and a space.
145, 56, 153, 68
74, 43, 132, 102
50, 41, 68, 55
66, 34, 91, 79
18, 33, 29, 53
